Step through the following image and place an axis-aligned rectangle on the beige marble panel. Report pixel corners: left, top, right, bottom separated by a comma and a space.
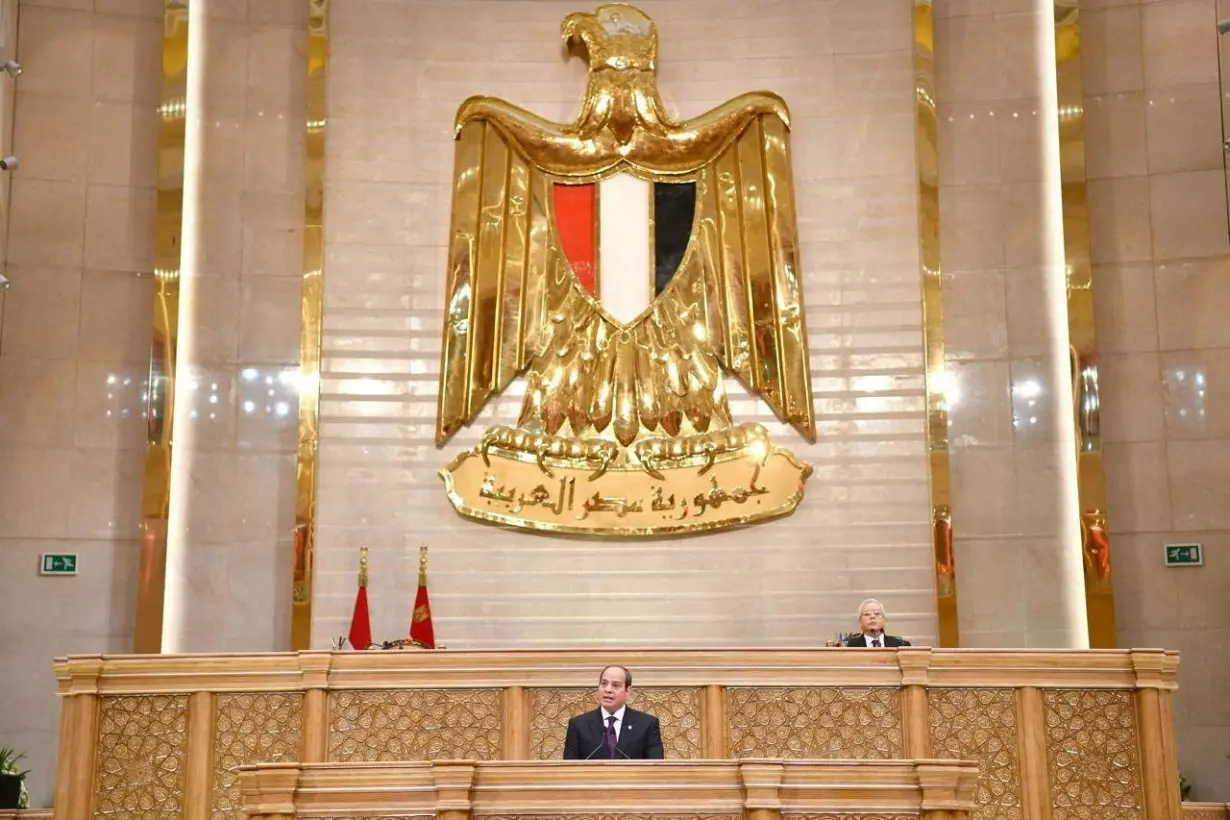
1082, 92, 1148, 180
1149, 170, 1230, 261
1097, 353, 1166, 444
0, 265, 82, 358
1080, 6, 1145, 96
1141, 0, 1219, 89
1090, 263, 1159, 355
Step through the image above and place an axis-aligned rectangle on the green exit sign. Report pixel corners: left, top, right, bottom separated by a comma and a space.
40, 553, 78, 575
1164, 544, 1202, 567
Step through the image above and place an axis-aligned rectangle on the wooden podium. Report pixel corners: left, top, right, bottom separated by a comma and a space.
49, 647, 1182, 820
238, 759, 979, 820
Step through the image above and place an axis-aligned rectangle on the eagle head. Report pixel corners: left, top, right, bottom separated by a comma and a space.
561, 4, 656, 72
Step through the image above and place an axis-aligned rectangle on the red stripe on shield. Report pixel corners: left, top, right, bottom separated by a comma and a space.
552, 183, 596, 296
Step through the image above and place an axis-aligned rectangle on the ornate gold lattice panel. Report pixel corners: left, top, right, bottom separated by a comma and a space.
528, 688, 702, 760
727, 687, 902, 759
328, 689, 502, 761
1043, 690, 1144, 820
784, 815, 918, 820
1182, 811, 1229, 820
93, 694, 189, 820
928, 689, 1022, 820
476, 815, 741, 820
211, 693, 303, 820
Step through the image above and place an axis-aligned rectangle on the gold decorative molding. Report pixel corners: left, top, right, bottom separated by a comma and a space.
211, 694, 303, 820
727, 687, 902, 760
927, 689, 1022, 820
291, 0, 330, 651
92, 695, 189, 820
1043, 690, 1143, 820
327, 689, 502, 761
911, 0, 957, 649
134, 0, 189, 654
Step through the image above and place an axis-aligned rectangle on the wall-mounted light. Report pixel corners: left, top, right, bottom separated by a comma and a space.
0, 271, 9, 291
1, 60, 19, 78
1219, 18, 1230, 34
0, 155, 17, 171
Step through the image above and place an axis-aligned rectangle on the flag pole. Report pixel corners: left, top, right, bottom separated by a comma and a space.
347, 545, 373, 651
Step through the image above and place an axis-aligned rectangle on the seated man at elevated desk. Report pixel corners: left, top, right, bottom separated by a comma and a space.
845, 598, 912, 648
563, 665, 664, 759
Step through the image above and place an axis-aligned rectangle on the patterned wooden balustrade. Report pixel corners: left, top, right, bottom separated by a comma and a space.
237, 759, 981, 820
48, 648, 1182, 820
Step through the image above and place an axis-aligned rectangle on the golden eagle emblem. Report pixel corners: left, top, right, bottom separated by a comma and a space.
437, 4, 814, 535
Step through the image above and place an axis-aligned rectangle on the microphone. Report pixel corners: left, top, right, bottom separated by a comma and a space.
582, 739, 607, 760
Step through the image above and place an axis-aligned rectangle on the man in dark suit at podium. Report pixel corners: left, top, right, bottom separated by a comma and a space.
845, 598, 912, 648
563, 665, 664, 759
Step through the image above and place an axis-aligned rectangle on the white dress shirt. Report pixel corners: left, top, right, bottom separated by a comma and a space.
600, 705, 627, 739
864, 633, 884, 648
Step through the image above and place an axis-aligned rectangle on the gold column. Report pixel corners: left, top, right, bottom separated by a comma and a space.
291, 0, 331, 650
134, 0, 189, 653
914, 0, 958, 646
1054, 0, 1117, 648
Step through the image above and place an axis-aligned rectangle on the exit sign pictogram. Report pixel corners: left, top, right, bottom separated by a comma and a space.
40, 553, 78, 575
1164, 544, 1202, 567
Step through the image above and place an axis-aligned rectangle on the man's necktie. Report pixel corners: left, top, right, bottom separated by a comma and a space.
872, 638, 881, 648
605, 715, 617, 758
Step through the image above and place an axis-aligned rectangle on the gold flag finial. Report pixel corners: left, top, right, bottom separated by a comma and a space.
418, 543, 428, 586
357, 545, 369, 588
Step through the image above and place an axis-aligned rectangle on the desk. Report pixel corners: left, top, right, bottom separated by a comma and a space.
49, 647, 1181, 820
238, 759, 980, 820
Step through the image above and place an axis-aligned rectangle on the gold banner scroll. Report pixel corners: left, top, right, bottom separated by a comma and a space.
434, 4, 816, 537
442, 424, 812, 536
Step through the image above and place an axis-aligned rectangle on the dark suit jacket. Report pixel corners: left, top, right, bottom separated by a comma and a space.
562, 707, 664, 760
845, 634, 911, 647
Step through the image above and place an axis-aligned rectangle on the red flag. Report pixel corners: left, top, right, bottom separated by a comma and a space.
409, 544, 435, 649
348, 547, 372, 650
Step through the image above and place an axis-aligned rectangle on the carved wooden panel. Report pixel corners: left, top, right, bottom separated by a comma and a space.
928, 688, 1022, 820
1183, 811, 1229, 820
784, 815, 917, 820
93, 695, 189, 820
1043, 690, 1144, 820
476, 815, 740, 820
727, 687, 902, 759
528, 688, 702, 759
328, 689, 502, 761
211, 693, 302, 820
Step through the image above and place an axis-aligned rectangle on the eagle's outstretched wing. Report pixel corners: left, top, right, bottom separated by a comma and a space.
436, 119, 572, 445
691, 111, 815, 441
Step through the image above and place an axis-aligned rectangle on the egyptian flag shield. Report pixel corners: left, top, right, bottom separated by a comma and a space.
552, 174, 697, 323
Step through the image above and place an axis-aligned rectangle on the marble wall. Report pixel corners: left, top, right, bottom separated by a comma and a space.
1082, 0, 1230, 799
311, 0, 939, 649
0, 0, 162, 806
